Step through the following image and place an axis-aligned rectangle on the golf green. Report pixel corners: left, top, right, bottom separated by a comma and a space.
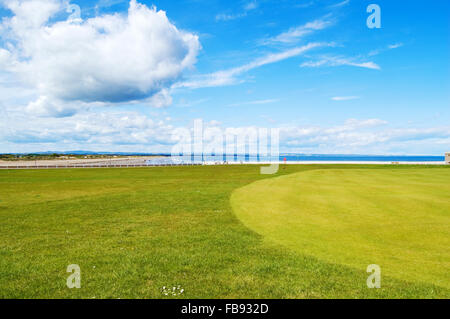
231, 168, 450, 288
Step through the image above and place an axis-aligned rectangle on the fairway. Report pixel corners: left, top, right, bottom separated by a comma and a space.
231, 168, 450, 289
0, 165, 449, 298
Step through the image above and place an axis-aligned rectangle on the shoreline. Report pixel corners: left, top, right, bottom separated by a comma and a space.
219, 161, 447, 165
0, 160, 447, 169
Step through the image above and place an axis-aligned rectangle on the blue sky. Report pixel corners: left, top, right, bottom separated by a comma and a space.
0, 0, 449, 154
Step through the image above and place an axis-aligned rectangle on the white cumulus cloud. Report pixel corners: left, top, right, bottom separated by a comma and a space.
25, 95, 78, 117
0, 48, 12, 68
0, 0, 200, 113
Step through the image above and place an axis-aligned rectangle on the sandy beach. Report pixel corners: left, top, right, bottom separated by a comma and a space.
0, 156, 161, 168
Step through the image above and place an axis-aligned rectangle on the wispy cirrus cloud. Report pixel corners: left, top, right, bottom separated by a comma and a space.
301, 55, 380, 70
176, 42, 328, 89
215, 12, 247, 22
215, 1, 258, 21
331, 96, 360, 101
263, 17, 334, 45
369, 43, 404, 56
244, 1, 258, 11
295, 1, 315, 9
303, 41, 403, 70
328, 0, 350, 9
388, 43, 403, 49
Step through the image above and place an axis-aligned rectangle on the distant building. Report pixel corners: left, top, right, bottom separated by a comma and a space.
446, 152, 450, 164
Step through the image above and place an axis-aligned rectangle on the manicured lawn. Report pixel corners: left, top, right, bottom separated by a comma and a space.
0, 165, 448, 298
231, 168, 450, 290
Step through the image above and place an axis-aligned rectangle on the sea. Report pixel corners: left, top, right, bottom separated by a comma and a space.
146, 154, 445, 164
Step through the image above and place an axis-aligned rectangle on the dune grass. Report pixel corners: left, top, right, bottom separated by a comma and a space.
0, 165, 449, 298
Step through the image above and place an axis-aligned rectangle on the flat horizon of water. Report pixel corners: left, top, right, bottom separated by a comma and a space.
146, 154, 446, 164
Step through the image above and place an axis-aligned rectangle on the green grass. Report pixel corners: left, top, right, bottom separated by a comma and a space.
0, 165, 449, 298
231, 168, 450, 290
